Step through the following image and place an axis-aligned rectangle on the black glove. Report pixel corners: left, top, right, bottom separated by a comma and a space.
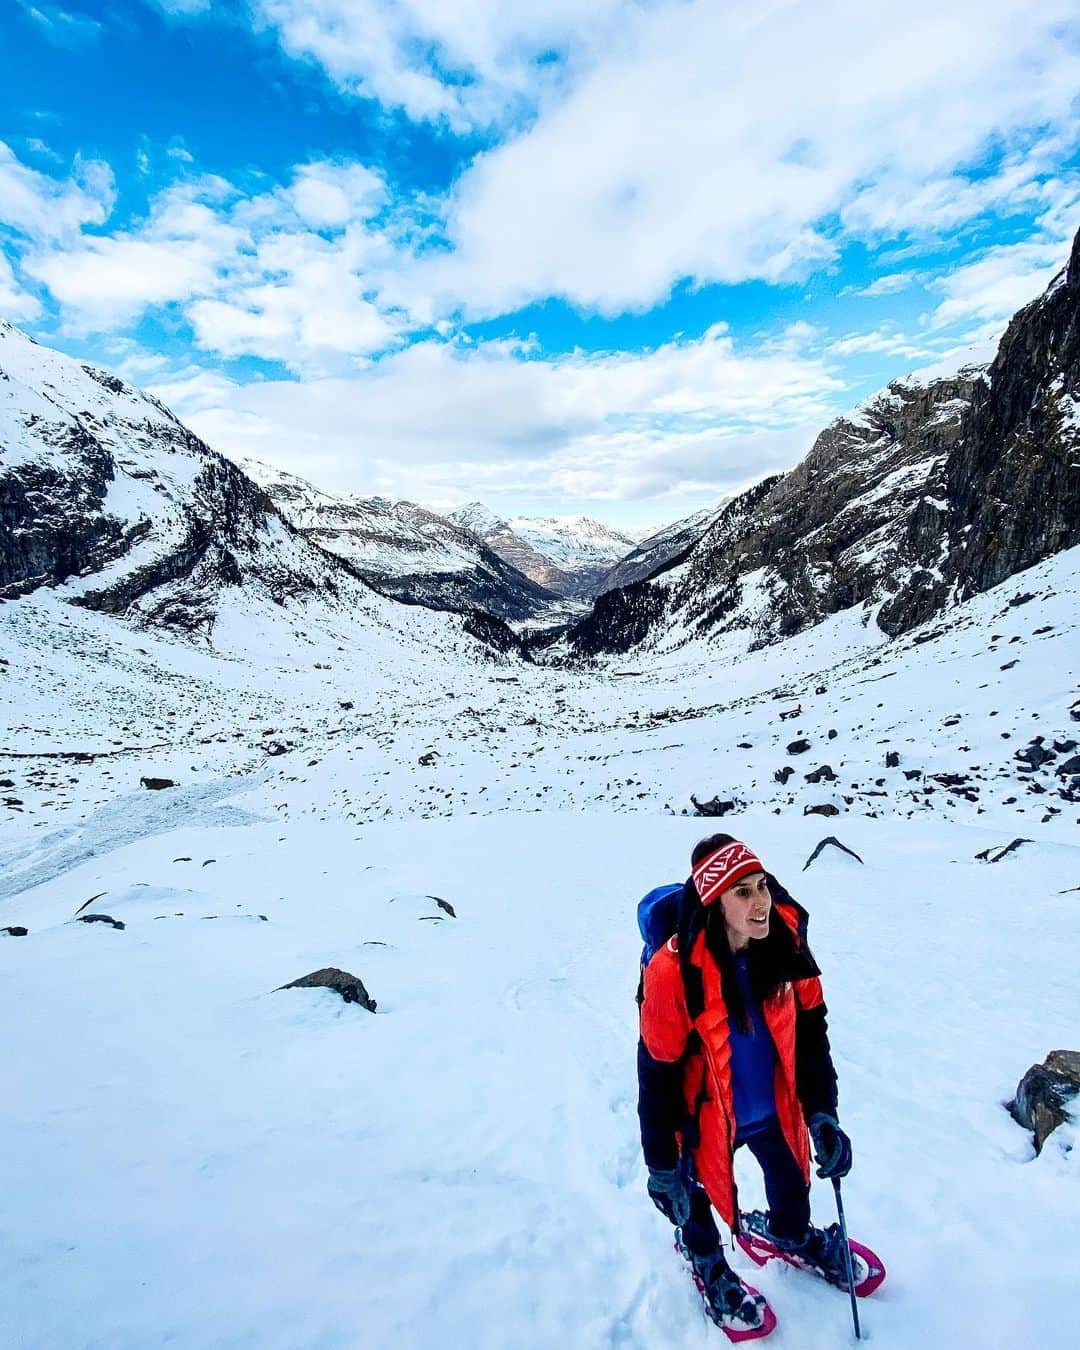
646, 1164, 692, 1226
808, 1112, 852, 1179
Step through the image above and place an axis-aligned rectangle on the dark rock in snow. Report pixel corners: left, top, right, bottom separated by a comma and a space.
1016, 740, 1055, 768
786, 739, 811, 755
804, 764, 837, 784
1058, 755, 1080, 776
691, 795, 742, 817
885, 751, 900, 768
2, 926, 28, 937
1007, 1050, 1080, 1153
277, 967, 376, 1012
804, 803, 840, 817
140, 776, 175, 790
428, 896, 457, 917
774, 766, 795, 785
77, 914, 125, 930
802, 836, 864, 870
974, 838, 1033, 863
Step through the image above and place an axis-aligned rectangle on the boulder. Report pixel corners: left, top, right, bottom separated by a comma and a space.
803, 803, 840, 817
691, 795, 742, 817
804, 764, 837, 784
774, 766, 795, 785
1016, 739, 1055, 769
277, 967, 377, 1012
786, 738, 811, 755
1007, 1051, 1080, 1152
140, 776, 175, 790
77, 914, 125, 930
2, 926, 28, 937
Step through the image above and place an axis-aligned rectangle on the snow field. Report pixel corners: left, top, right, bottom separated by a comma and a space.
2, 806, 1079, 1349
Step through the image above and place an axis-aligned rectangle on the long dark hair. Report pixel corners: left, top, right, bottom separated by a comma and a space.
690, 833, 803, 1033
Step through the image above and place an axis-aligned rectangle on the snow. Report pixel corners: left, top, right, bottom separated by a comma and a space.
3, 530, 1080, 1347
448, 501, 638, 571
507, 513, 637, 567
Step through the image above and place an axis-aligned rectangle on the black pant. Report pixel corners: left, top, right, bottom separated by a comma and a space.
681, 1116, 811, 1255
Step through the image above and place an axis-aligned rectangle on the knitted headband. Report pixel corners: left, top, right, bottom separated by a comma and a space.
691, 841, 765, 906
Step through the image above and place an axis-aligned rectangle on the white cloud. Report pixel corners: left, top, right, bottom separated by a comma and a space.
0, 140, 115, 242
150, 324, 844, 505
17, 1, 102, 47
827, 328, 930, 360
929, 235, 1074, 330
0, 253, 42, 321
21, 159, 406, 360
24, 178, 246, 331
24, 137, 62, 165
251, 0, 629, 132
212, 1, 1080, 323
850, 272, 920, 298
285, 159, 386, 228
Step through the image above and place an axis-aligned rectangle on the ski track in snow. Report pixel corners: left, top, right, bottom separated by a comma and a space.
2, 548, 1079, 1349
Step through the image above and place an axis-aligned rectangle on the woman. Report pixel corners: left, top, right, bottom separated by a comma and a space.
637, 833, 857, 1339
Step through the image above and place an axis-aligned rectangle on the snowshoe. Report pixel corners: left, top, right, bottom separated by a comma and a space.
676, 1236, 777, 1341
736, 1210, 886, 1298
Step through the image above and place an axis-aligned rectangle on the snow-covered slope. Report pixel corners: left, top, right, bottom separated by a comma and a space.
448, 501, 637, 598
2, 537, 1078, 1349
242, 462, 555, 622
596, 502, 728, 594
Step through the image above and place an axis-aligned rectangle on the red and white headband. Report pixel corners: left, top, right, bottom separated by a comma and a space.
692, 841, 765, 906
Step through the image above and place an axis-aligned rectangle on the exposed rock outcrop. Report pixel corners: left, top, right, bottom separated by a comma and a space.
554, 226, 1080, 660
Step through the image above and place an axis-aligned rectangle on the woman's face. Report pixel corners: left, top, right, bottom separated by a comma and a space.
718, 871, 771, 950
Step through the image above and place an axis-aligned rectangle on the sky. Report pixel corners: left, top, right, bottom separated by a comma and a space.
1, 0, 1078, 529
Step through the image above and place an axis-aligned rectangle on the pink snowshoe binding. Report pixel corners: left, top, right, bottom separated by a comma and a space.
736, 1210, 886, 1298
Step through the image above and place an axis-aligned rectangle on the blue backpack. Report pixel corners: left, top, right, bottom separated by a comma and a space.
637, 883, 685, 970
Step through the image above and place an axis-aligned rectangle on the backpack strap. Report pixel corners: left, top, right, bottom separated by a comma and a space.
675, 879, 706, 1021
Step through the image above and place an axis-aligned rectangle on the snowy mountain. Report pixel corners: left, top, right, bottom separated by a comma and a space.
0, 321, 527, 660
238, 461, 555, 622
555, 226, 1080, 660
448, 501, 638, 597
595, 502, 728, 595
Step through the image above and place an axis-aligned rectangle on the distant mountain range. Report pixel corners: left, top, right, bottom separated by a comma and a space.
239, 462, 555, 622
3, 223, 1078, 668
446, 503, 636, 597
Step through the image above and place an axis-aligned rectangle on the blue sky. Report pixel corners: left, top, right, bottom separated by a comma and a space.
1, 0, 1078, 526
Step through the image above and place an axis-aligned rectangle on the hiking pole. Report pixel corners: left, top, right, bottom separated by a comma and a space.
832, 1177, 861, 1341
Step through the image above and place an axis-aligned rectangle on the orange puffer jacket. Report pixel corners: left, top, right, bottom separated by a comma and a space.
639, 899, 827, 1229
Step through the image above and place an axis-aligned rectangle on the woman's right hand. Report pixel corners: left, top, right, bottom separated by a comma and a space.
646, 1164, 692, 1226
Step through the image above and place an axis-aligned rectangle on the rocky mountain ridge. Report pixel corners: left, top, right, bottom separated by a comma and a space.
448, 501, 637, 597
239, 462, 554, 622
595, 502, 728, 595
553, 226, 1080, 660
